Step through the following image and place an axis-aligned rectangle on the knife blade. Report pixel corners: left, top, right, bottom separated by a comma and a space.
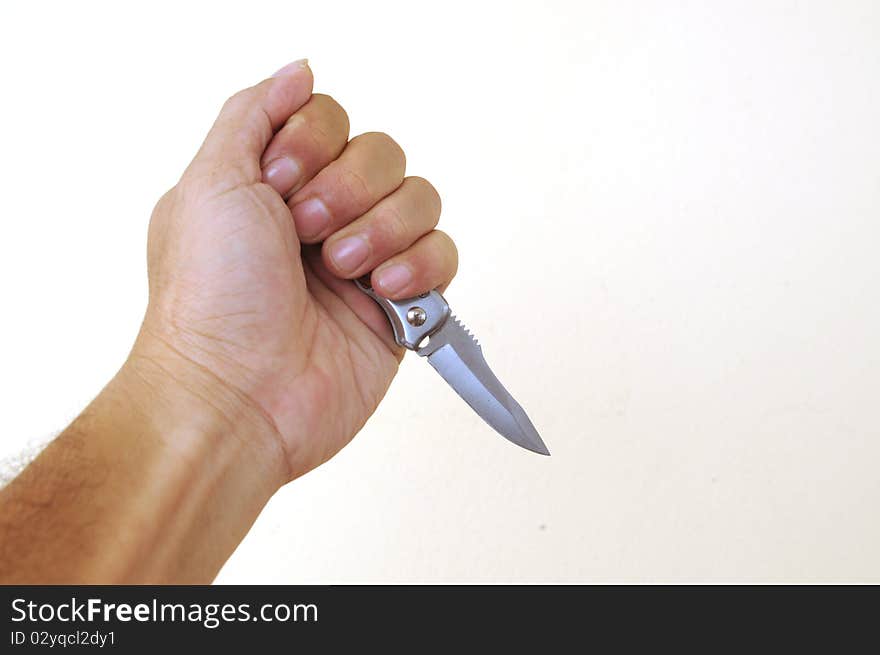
355, 279, 549, 455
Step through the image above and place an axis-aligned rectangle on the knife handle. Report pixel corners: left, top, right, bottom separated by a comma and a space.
355, 276, 450, 350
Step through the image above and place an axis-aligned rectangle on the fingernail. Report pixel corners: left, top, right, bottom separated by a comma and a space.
291, 198, 330, 240
272, 58, 309, 77
375, 264, 413, 296
262, 156, 302, 195
329, 236, 370, 274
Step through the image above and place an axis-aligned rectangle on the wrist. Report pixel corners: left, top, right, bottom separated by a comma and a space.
75, 332, 292, 581
0, 334, 289, 583
120, 329, 290, 494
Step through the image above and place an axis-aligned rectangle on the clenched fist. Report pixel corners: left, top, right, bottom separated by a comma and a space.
135, 60, 458, 481
0, 60, 458, 582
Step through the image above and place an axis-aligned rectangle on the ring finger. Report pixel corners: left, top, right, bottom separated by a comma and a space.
321, 176, 441, 281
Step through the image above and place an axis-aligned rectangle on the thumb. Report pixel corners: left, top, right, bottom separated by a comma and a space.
187, 59, 314, 189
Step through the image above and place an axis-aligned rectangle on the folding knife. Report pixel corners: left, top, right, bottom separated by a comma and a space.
356, 279, 549, 455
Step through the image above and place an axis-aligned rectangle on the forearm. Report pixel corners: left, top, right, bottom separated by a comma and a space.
0, 337, 287, 583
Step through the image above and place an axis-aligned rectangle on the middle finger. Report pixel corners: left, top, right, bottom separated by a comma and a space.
287, 131, 407, 243
322, 175, 442, 279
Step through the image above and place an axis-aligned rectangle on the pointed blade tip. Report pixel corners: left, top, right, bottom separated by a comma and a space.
526, 438, 551, 456
506, 424, 550, 456
426, 318, 550, 457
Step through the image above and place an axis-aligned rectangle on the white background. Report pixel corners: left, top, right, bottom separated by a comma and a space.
1, 1, 878, 582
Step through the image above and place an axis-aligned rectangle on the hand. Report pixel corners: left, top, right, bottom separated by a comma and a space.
129, 60, 458, 483
0, 60, 458, 583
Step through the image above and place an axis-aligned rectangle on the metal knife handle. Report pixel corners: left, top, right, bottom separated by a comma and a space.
355, 277, 450, 350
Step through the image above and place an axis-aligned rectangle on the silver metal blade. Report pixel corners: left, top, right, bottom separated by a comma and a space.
419, 316, 549, 455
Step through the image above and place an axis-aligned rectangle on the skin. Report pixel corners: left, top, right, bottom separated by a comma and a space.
0, 60, 458, 583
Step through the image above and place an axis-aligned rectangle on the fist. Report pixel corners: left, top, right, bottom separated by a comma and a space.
133, 60, 457, 482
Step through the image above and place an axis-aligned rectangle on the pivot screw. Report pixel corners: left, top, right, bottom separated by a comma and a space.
406, 306, 427, 326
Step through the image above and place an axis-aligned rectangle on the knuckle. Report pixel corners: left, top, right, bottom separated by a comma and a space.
182, 158, 253, 199
150, 185, 180, 227
222, 87, 254, 114
312, 93, 350, 129
153, 186, 178, 214
434, 230, 459, 267
305, 95, 350, 146
310, 92, 335, 106
338, 167, 374, 207
375, 204, 410, 245
359, 131, 406, 168
406, 176, 442, 218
